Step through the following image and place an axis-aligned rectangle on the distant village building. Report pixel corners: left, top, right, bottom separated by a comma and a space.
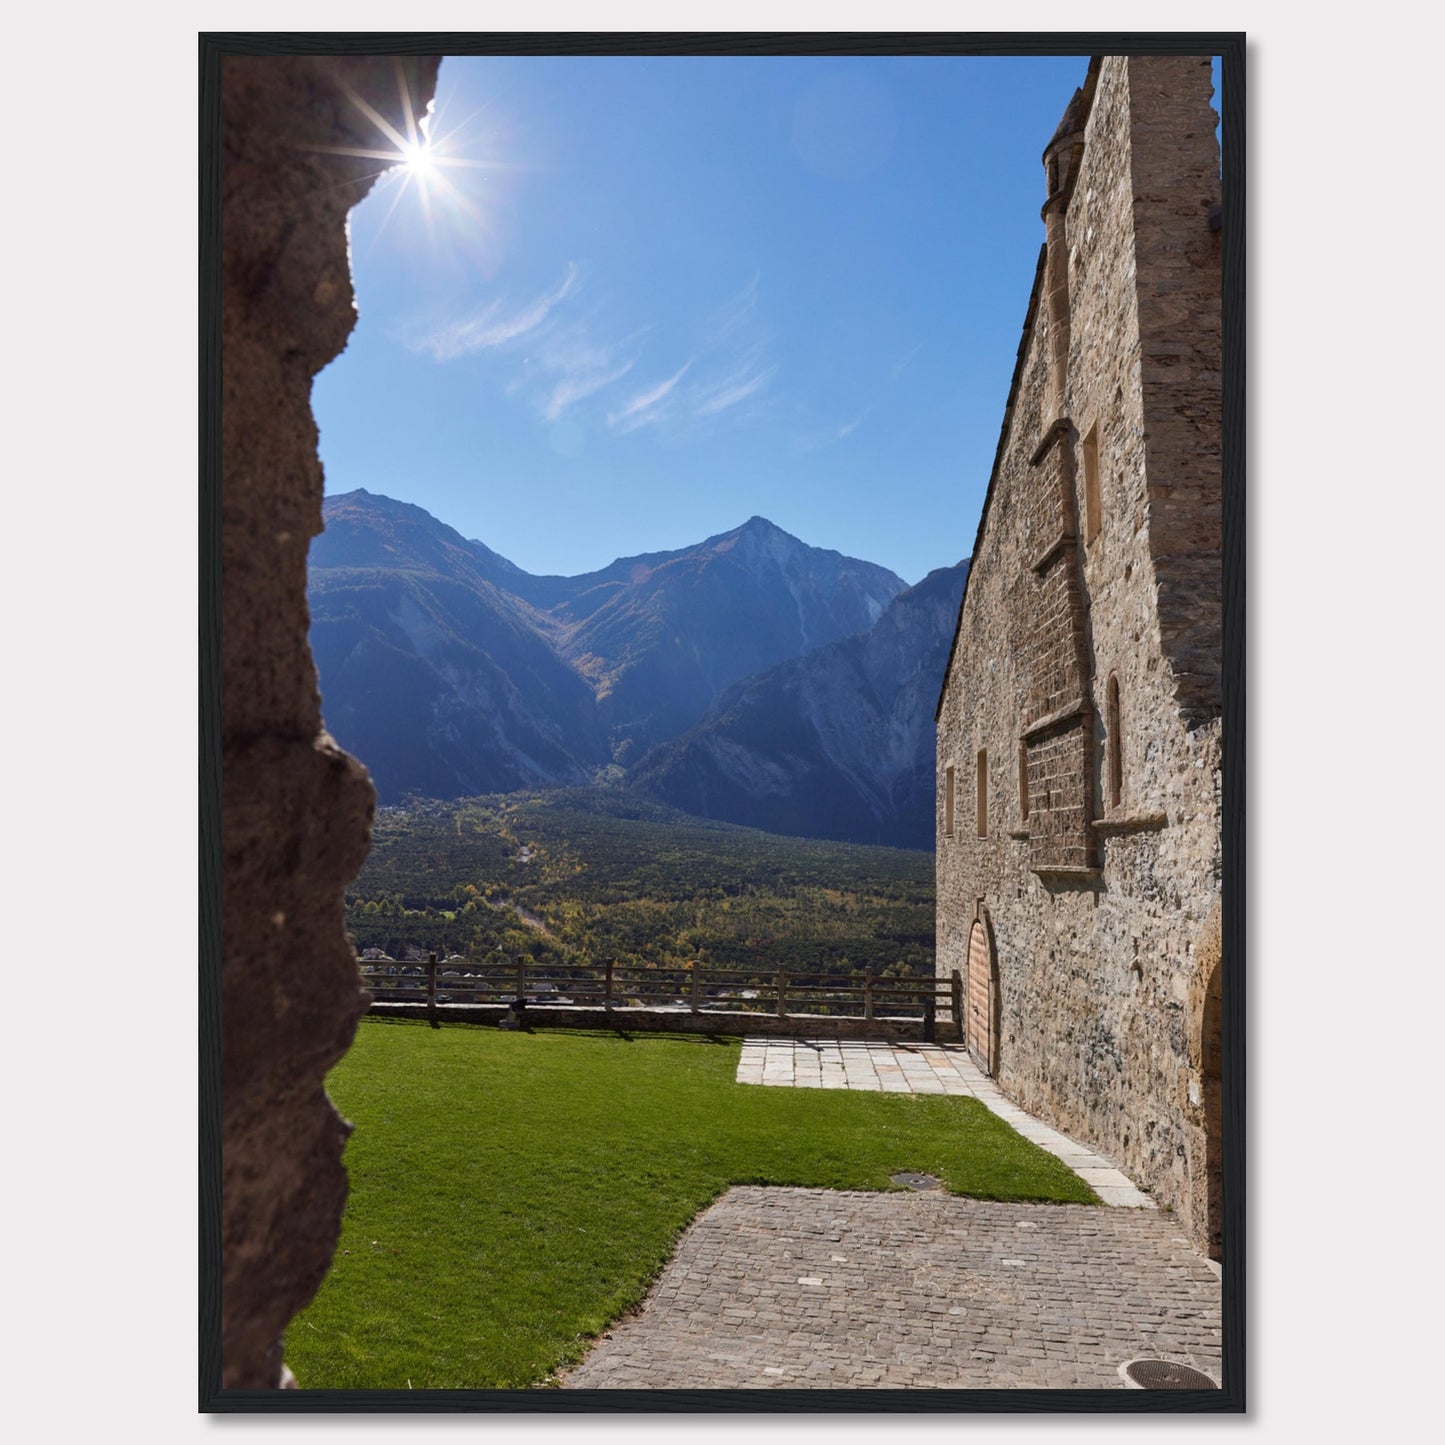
935, 55, 1223, 1256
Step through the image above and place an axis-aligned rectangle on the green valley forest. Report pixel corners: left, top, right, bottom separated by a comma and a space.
346, 789, 935, 983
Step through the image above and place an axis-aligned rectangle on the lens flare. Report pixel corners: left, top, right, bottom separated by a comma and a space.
399, 139, 435, 178
302, 59, 512, 262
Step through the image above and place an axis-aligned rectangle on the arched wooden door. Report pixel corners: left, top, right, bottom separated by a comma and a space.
965, 918, 997, 1074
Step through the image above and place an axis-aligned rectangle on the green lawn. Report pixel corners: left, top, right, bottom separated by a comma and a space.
287, 1019, 1097, 1389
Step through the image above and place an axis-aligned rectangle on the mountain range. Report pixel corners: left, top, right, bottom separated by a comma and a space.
630, 562, 969, 848
308, 489, 967, 846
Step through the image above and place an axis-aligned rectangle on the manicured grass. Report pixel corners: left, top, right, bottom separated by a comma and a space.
287, 1019, 1096, 1389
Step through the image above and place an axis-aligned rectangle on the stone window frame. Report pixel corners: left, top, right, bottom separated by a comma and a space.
1018, 738, 1030, 823
944, 763, 956, 837
1106, 672, 1123, 811
976, 748, 989, 838
1081, 421, 1102, 546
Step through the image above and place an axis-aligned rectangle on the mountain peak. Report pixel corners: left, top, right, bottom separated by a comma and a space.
734, 515, 798, 543
714, 515, 802, 551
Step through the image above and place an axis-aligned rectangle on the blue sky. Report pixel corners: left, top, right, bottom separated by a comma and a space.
317, 54, 1192, 586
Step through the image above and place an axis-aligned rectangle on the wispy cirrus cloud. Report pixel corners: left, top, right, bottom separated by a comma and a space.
684, 276, 778, 423
543, 358, 635, 421
695, 364, 776, 416
704, 274, 761, 344
402, 267, 780, 438
408, 261, 645, 423
608, 361, 693, 432
531, 322, 653, 420
890, 343, 923, 380
409, 262, 579, 360
794, 405, 872, 453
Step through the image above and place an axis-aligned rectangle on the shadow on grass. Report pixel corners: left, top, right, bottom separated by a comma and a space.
524, 1025, 735, 1047
561, 1028, 734, 1046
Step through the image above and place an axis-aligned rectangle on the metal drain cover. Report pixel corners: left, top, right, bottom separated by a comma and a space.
890, 1172, 941, 1191
1122, 1359, 1218, 1389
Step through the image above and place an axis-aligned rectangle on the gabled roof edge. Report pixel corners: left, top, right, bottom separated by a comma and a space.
934, 56, 1104, 725
933, 240, 1046, 723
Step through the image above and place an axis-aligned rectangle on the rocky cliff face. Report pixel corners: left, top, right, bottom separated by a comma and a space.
310, 492, 610, 799
309, 569, 610, 797
309, 492, 908, 805
629, 562, 969, 848
551, 515, 905, 761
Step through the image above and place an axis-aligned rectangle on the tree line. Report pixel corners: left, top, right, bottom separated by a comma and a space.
346, 789, 935, 981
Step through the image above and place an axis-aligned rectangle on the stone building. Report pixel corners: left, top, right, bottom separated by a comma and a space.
934, 55, 1223, 1256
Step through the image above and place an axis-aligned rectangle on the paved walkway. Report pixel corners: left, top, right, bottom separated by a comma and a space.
562, 1188, 1221, 1390
560, 1039, 1219, 1391
737, 1038, 1151, 1207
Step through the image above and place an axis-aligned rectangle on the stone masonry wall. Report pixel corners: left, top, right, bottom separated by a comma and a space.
937, 56, 1222, 1255
1022, 426, 1096, 874
221, 53, 441, 1388
1128, 57, 1224, 727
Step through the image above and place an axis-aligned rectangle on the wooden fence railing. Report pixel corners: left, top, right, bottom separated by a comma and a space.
359, 954, 964, 1034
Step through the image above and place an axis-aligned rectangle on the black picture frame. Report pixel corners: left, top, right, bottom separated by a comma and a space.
200, 29, 1244, 1414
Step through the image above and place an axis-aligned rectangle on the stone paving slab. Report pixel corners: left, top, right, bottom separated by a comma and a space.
736, 1039, 1152, 1207
563, 1187, 1221, 1390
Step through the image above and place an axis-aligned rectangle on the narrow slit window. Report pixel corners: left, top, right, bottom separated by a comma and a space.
1019, 740, 1030, 822
1082, 423, 1102, 544
976, 749, 988, 838
944, 765, 956, 837
1107, 674, 1123, 810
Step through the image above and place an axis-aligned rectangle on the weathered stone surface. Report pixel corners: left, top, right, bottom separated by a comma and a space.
936, 57, 1222, 1257
220, 53, 440, 1389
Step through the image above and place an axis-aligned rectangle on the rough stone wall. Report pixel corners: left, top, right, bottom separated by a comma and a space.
1129, 59, 1224, 727
937, 56, 1222, 1255
221, 53, 441, 1388
1021, 425, 1096, 874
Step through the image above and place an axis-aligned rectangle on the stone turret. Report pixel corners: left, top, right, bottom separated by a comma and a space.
1041, 87, 1086, 424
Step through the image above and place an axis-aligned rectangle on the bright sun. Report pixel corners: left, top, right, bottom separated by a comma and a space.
399, 140, 435, 178
322, 70, 493, 238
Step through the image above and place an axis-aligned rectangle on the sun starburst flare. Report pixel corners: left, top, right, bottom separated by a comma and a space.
302, 59, 515, 253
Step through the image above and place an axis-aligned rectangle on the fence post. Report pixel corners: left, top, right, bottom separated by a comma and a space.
951, 969, 963, 1037
427, 952, 439, 1029
776, 965, 787, 1019
691, 961, 701, 1015
924, 995, 936, 1044
604, 958, 614, 1013
863, 968, 874, 1022
516, 955, 527, 1016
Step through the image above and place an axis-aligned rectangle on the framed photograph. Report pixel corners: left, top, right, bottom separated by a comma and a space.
201, 30, 1243, 1413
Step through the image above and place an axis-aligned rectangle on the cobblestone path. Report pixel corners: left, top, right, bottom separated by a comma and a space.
563, 1187, 1221, 1390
